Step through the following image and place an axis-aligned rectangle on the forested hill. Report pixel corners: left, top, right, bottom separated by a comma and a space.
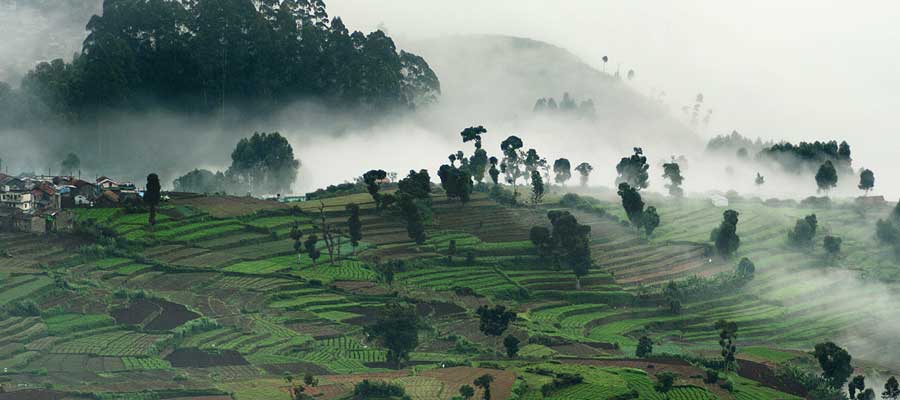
1, 0, 440, 124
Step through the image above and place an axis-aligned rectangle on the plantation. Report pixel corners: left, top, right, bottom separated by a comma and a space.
0, 188, 896, 399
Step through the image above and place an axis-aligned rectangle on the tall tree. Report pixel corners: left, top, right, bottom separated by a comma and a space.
503, 335, 520, 358
290, 222, 305, 265
61, 153, 80, 176
363, 169, 388, 210
788, 214, 818, 248
814, 342, 853, 389
500, 136, 524, 194
145, 173, 161, 226
616, 147, 650, 190
488, 157, 500, 185
715, 210, 741, 258
459, 385, 475, 400
617, 183, 645, 227
636, 336, 653, 358
304, 235, 321, 266
654, 372, 676, 400
476, 305, 516, 355
575, 162, 593, 187
227, 132, 300, 195
715, 319, 738, 371
858, 168, 875, 196
816, 160, 838, 194
883, 376, 900, 400
530, 170, 544, 205
642, 206, 660, 236
662, 161, 684, 197
553, 158, 572, 186
755, 172, 765, 187
346, 203, 363, 254
364, 302, 421, 369
473, 374, 494, 400
547, 210, 592, 289
461, 126, 489, 183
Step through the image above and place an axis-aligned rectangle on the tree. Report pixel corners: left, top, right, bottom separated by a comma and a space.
736, 257, 755, 279
397, 169, 432, 201
616, 147, 650, 190
474, 374, 494, 400
397, 193, 426, 245
654, 372, 676, 400
824, 235, 842, 257
488, 157, 500, 185
476, 305, 516, 355
788, 214, 818, 248
662, 161, 684, 197
617, 183, 645, 227
715, 210, 741, 258
602, 55, 609, 71
523, 149, 546, 184
530, 170, 544, 204
627, 69, 635, 80
547, 210, 592, 289
290, 223, 305, 264
859, 168, 875, 196
447, 239, 457, 263
363, 169, 388, 210
61, 153, 80, 176
715, 319, 738, 371
145, 173, 162, 226
303, 372, 318, 387
364, 302, 421, 369
816, 160, 838, 194
882, 376, 899, 399
636, 336, 653, 358
814, 342, 853, 389
304, 235, 321, 266
575, 162, 593, 187
459, 384, 475, 400
851, 375, 867, 399
553, 158, 571, 186
437, 164, 473, 205
503, 335, 520, 358
500, 135, 525, 194
755, 172, 765, 186
227, 132, 300, 195
642, 206, 660, 236
346, 203, 362, 254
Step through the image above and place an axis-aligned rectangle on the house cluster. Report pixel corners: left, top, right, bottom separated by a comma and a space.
0, 174, 139, 233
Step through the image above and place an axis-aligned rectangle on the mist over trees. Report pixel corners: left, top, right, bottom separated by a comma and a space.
2, 0, 440, 127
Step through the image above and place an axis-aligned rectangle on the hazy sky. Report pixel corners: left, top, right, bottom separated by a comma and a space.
330, 0, 900, 188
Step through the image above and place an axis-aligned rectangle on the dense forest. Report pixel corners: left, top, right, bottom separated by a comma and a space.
0, 0, 440, 126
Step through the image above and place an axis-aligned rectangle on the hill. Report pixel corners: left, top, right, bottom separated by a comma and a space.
4, 183, 895, 398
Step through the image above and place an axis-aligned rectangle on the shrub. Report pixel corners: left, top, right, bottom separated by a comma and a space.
4, 300, 40, 317
720, 377, 735, 392
540, 372, 584, 396
704, 369, 720, 384
352, 380, 409, 399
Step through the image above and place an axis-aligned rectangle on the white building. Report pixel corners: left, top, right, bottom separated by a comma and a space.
0, 190, 33, 211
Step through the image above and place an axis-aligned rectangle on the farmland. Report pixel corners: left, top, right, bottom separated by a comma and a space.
0, 189, 896, 399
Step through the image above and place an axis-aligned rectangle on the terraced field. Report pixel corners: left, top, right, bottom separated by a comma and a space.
1, 191, 889, 399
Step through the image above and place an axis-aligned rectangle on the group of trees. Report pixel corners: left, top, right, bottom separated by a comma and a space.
761, 140, 852, 174
810, 342, 900, 400
529, 211, 592, 289
174, 131, 300, 195
876, 201, 900, 259
9, 0, 440, 124
532, 92, 596, 118
617, 183, 660, 236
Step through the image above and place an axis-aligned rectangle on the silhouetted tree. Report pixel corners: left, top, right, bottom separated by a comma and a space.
530, 170, 544, 204
859, 168, 875, 196
575, 162, 593, 187
529, 226, 553, 260
503, 335, 520, 358
500, 136, 524, 193
346, 203, 362, 254
636, 336, 653, 358
816, 160, 838, 194
523, 149, 546, 184
61, 153, 80, 176
437, 164, 472, 205
364, 302, 421, 369
642, 206, 660, 236
476, 305, 516, 355
662, 161, 684, 197
474, 374, 494, 400
627, 69, 635, 80
145, 173, 161, 226
304, 235, 321, 266
715, 319, 738, 371
882, 376, 900, 399
553, 158, 572, 186
447, 239, 457, 263
736, 257, 755, 279
459, 385, 475, 400
290, 223, 305, 264
602, 55, 608, 71
654, 372, 676, 400
228, 132, 300, 195
547, 210, 592, 289
617, 182, 645, 227
363, 169, 388, 210
824, 235, 842, 257
715, 210, 741, 258
616, 147, 650, 190
488, 157, 500, 185
397, 193, 426, 245
755, 172, 765, 187
814, 342, 853, 389
789, 214, 818, 248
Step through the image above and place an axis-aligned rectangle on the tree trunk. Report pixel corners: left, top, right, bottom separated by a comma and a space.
575, 276, 582, 290
149, 205, 157, 226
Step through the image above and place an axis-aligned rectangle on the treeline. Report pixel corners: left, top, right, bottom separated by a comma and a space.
706, 131, 853, 174
0, 0, 440, 125
532, 92, 596, 118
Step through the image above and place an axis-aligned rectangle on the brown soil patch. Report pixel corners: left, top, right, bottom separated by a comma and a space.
416, 301, 466, 318
259, 362, 332, 376
421, 366, 516, 400
165, 348, 249, 368
170, 195, 290, 218
110, 298, 200, 331
737, 359, 807, 398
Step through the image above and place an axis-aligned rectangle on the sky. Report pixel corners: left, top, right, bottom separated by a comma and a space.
329, 0, 900, 192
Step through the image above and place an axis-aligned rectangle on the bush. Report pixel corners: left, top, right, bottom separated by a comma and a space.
704, 369, 719, 384
352, 380, 409, 399
720, 377, 734, 392
540, 373, 584, 396
4, 300, 40, 317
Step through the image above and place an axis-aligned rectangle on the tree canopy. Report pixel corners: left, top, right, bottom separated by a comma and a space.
815, 161, 838, 193
17, 0, 440, 120
364, 302, 421, 369
574, 162, 593, 187
858, 168, 875, 195
616, 147, 649, 190
227, 132, 300, 195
